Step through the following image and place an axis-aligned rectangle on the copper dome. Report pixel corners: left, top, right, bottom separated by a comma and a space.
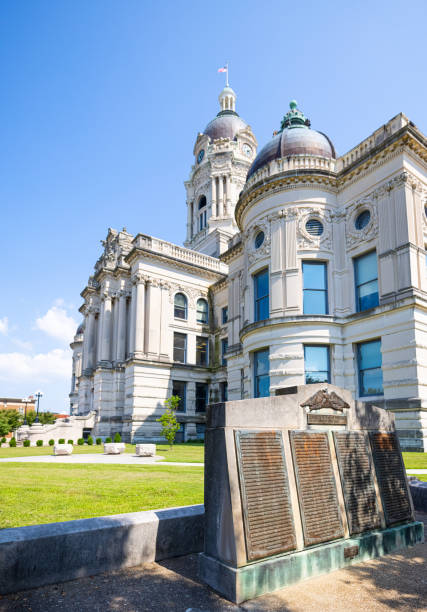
248, 101, 335, 179
204, 110, 248, 141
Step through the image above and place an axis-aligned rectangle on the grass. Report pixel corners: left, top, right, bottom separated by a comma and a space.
402, 452, 427, 469
0, 463, 204, 529
0, 441, 205, 462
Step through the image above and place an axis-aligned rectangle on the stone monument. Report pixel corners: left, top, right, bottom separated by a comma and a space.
200, 383, 424, 603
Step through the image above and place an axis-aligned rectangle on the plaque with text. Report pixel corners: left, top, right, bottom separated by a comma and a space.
235, 430, 296, 561
370, 432, 413, 525
290, 431, 344, 546
308, 414, 347, 426
334, 432, 381, 534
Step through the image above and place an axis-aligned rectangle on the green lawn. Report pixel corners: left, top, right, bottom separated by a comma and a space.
0, 441, 204, 462
402, 452, 427, 469
0, 463, 204, 529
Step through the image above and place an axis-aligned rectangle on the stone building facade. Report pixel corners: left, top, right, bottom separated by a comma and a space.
71, 86, 427, 451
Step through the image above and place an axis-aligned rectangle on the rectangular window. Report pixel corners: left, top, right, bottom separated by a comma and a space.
354, 251, 379, 312
303, 261, 328, 314
357, 339, 383, 396
304, 345, 330, 384
240, 368, 245, 399
221, 338, 228, 366
196, 336, 208, 366
172, 380, 186, 412
173, 332, 187, 363
254, 269, 269, 322
196, 423, 205, 439
254, 348, 270, 398
222, 306, 228, 324
195, 382, 208, 413
220, 381, 228, 402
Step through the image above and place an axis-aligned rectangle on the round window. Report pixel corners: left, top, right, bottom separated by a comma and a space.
254, 231, 265, 249
355, 209, 371, 230
305, 219, 323, 236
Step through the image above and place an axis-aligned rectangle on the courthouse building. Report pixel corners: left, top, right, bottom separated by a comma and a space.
70, 85, 427, 451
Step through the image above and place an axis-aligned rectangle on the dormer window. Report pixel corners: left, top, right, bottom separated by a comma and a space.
198, 195, 207, 231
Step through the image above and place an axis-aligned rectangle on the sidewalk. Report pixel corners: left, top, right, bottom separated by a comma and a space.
0, 454, 203, 467
1, 512, 426, 612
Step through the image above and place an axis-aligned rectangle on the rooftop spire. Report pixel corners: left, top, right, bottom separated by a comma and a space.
218, 85, 236, 113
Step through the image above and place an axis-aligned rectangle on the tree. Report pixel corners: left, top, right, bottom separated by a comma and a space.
26, 410, 56, 426
157, 396, 181, 447
0, 414, 11, 438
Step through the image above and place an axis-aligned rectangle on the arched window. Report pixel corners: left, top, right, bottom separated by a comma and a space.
198, 195, 207, 231
174, 293, 187, 320
196, 298, 209, 324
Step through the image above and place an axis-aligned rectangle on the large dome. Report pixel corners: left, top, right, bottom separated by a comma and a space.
248, 101, 335, 179
204, 110, 248, 141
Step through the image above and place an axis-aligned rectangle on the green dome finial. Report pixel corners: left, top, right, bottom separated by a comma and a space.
280, 100, 310, 132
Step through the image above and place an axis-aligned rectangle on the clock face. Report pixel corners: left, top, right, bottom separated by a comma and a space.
243, 144, 252, 157
197, 149, 205, 164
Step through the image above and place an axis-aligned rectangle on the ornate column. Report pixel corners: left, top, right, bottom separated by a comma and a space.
159, 282, 170, 358
116, 289, 127, 362
218, 176, 224, 218
132, 272, 146, 357
83, 306, 96, 371
100, 291, 112, 363
146, 279, 162, 357
225, 175, 231, 216
211, 177, 217, 218
186, 201, 192, 242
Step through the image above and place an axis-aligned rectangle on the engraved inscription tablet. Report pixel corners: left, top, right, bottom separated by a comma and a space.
334, 432, 381, 534
290, 431, 344, 546
370, 432, 413, 525
235, 430, 296, 561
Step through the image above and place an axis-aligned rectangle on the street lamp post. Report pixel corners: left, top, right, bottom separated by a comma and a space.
21, 396, 33, 425
34, 391, 43, 424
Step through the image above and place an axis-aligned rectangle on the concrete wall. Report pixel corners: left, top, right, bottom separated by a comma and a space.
0, 504, 204, 595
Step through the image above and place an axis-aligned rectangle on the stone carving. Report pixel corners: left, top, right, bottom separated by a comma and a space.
95, 228, 133, 273
345, 196, 378, 249
296, 207, 332, 250
245, 218, 271, 263
301, 388, 350, 413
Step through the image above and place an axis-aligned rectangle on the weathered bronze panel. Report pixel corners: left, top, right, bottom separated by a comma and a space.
370, 432, 413, 525
290, 431, 344, 546
334, 432, 381, 534
308, 414, 347, 426
235, 430, 296, 561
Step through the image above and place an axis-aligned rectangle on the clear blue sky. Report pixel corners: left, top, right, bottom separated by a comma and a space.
1, 0, 426, 413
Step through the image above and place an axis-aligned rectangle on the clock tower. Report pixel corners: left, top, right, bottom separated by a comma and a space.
184, 85, 257, 257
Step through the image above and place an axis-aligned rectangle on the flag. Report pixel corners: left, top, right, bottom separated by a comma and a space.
218, 66, 227, 73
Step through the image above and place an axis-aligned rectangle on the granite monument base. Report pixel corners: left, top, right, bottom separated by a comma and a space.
200, 521, 424, 604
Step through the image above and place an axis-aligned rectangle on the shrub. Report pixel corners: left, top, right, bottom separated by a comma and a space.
0, 437, 5, 446
105, 437, 112, 443
49, 439, 55, 446
96, 437, 102, 445
157, 396, 180, 447
113, 432, 121, 443
23, 439, 30, 447
77, 438, 84, 445
9, 437, 16, 447
36, 439, 43, 447
67, 439, 73, 445
58, 438, 65, 444
87, 436, 93, 445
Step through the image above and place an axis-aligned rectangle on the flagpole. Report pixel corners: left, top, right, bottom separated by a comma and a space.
226, 62, 229, 87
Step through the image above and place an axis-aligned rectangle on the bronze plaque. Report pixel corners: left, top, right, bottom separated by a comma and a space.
290, 431, 344, 546
369, 432, 413, 525
344, 545, 359, 559
235, 430, 296, 561
308, 414, 347, 426
334, 432, 381, 534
